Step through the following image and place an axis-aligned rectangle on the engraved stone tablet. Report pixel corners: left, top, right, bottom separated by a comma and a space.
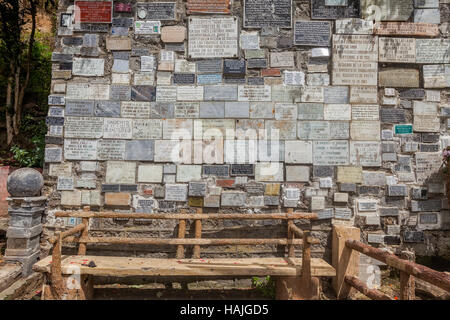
361, 0, 413, 21
379, 38, 416, 63
350, 142, 381, 167
103, 118, 133, 139
379, 68, 420, 87
374, 22, 439, 36
72, 58, 104, 76
133, 119, 162, 139
74, 1, 113, 23
94, 101, 121, 117
313, 141, 349, 165
165, 184, 188, 201
311, 0, 360, 20
294, 21, 331, 46
243, 0, 292, 28
97, 140, 126, 160
416, 39, 450, 64
64, 139, 97, 160
64, 117, 103, 138
136, 2, 176, 20
188, 17, 238, 58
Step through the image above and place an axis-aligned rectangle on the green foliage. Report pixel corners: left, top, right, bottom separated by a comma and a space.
10, 115, 46, 167
251, 276, 275, 299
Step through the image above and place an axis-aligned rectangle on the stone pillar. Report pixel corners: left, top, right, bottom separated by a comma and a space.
4, 168, 46, 276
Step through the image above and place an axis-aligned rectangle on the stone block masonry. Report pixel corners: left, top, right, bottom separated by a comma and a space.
43, 0, 450, 260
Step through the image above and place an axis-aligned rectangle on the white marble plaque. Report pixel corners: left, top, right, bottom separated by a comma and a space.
134, 72, 155, 85
238, 85, 271, 102
283, 71, 305, 86
141, 55, 156, 71
134, 20, 161, 34
350, 86, 378, 104
165, 184, 188, 201
188, 17, 238, 58
416, 152, 441, 183
416, 39, 450, 64
121, 101, 151, 118
66, 83, 110, 100
64, 139, 98, 160
379, 37, 416, 63
103, 118, 133, 139
72, 58, 105, 76
324, 104, 351, 120
301, 86, 324, 103
313, 141, 349, 165
133, 119, 162, 139
64, 117, 103, 138
97, 140, 126, 160
156, 86, 177, 101
350, 141, 381, 167
352, 105, 380, 120
177, 86, 204, 101
240, 31, 259, 50
351, 121, 381, 140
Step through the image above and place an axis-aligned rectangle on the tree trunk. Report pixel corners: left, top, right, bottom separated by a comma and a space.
5, 62, 15, 146
13, 65, 21, 136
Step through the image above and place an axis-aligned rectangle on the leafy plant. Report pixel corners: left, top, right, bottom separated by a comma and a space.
251, 276, 275, 299
10, 116, 46, 167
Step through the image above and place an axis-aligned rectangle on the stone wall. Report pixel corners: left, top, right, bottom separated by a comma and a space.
43, 0, 450, 260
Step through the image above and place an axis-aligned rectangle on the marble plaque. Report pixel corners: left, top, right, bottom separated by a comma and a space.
414, 115, 440, 132
324, 104, 351, 120
186, 0, 231, 14
121, 101, 151, 118
177, 86, 204, 101
132, 119, 162, 139
175, 102, 200, 118
66, 83, 110, 100
105, 161, 136, 184
94, 101, 121, 117
188, 17, 238, 58
72, 58, 104, 76
301, 86, 324, 103
165, 184, 188, 201
350, 86, 378, 104
45, 147, 62, 162
97, 140, 126, 160
103, 118, 133, 139
416, 39, 450, 64
350, 121, 380, 140
313, 141, 349, 165
134, 20, 161, 34
243, 0, 292, 28
416, 152, 441, 183
238, 85, 271, 101
270, 51, 295, 68
64, 139, 97, 160
197, 74, 222, 85
379, 68, 420, 87
156, 86, 177, 102
350, 142, 381, 167
352, 105, 379, 120
64, 117, 103, 138
423, 65, 450, 89
298, 103, 324, 120
379, 38, 416, 63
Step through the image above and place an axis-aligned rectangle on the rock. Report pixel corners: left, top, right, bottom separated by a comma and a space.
7, 168, 44, 197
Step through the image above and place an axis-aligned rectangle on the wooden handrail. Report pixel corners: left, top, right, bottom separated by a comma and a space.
69, 237, 305, 246
346, 240, 450, 293
344, 276, 394, 300
54, 211, 318, 220
49, 223, 86, 244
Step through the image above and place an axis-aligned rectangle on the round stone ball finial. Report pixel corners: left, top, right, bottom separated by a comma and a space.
7, 168, 44, 197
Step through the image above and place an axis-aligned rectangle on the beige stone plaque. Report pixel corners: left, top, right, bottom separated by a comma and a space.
379, 38, 416, 63
379, 68, 420, 87
337, 166, 363, 183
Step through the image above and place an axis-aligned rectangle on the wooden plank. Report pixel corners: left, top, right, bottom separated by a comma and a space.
33, 256, 336, 277
176, 209, 187, 259
54, 212, 318, 220
68, 237, 305, 246
332, 225, 360, 299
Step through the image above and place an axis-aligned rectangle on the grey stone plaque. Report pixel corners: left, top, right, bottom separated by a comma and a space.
110, 85, 131, 101
248, 77, 264, 85
94, 101, 121, 117
173, 73, 196, 84
131, 86, 156, 101
244, 0, 292, 28
294, 21, 331, 46
247, 59, 268, 69
399, 88, 425, 99
324, 86, 349, 104
97, 140, 126, 160
45, 148, 62, 162
125, 140, 155, 161
202, 165, 230, 177
189, 182, 207, 197
231, 164, 254, 176
112, 17, 134, 28
204, 85, 238, 101
380, 108, 406, 123
411, 199, 441, 212
224, 59, 246, 75
63, 37, 83, 46
46, 117, 64, 126
151, 102, 175, 119
403, 231, 424, 243
196, 59, 223, 73
66, 100, 95, 116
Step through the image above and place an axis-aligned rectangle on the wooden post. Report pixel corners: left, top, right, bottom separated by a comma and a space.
345, 276, 394, 300
400, 251, 415, 300
176, 209, 187, 259
77, 206, 90, 255
50, 231, 65, 299
332, 225, 360, 299
287, 208, 295, 258
193, 208, 203, 259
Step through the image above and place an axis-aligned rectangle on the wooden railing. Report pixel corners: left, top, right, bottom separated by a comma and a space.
333, 226, 450, 300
